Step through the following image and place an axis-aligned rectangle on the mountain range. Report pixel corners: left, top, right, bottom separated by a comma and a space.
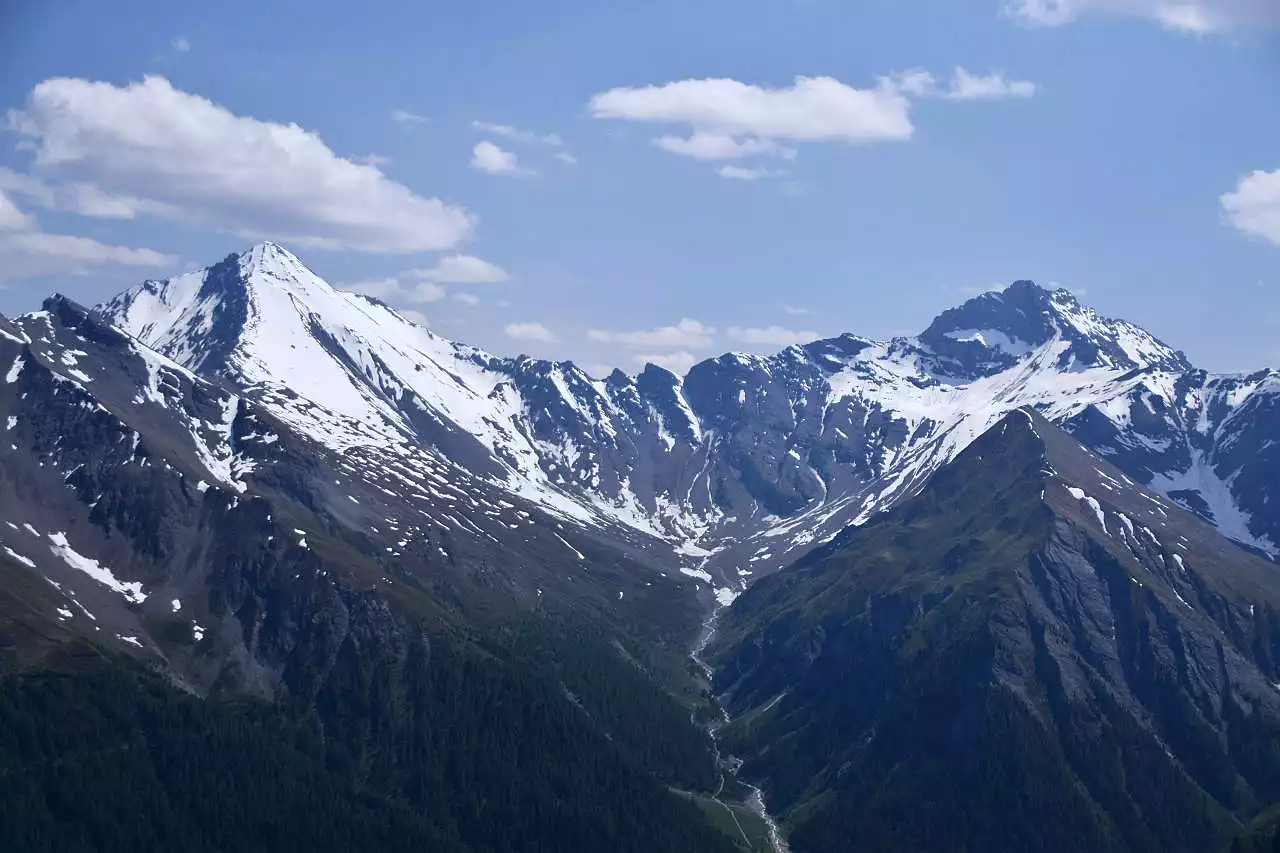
1, 241, 1278, 852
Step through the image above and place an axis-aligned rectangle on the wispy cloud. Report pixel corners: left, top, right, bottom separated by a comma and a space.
0, 188, 175, 285
727, 325, 820, 347
342, 277, 446, 303
588, 318, 715, 348
632, 351, 698, 374
410, 254, 510, 283
717, 165, 783, 181
505, 321, 559, 343
391, 107, 428, 125
882, 68, 1037, 100
1005, 0, 1279, 33
471, 120, 562, 147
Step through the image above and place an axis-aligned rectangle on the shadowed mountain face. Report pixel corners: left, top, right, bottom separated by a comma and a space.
708, 410, 1280, 853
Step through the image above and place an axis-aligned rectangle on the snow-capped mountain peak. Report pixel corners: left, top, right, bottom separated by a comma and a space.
918, 280, 1189, 379
92, 246, 1276, 585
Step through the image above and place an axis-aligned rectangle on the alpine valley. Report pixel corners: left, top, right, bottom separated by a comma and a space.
2, 241, 1279, 852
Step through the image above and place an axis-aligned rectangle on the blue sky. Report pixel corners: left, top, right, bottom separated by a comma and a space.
0, 0, 1276, 374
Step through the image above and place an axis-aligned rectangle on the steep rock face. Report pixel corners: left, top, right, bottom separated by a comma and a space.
707, 411, 1280, 853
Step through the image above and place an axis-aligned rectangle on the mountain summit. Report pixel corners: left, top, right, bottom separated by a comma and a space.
919, 280, 1190, 377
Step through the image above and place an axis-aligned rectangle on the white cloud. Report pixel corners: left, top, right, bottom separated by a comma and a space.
410, 253, 510, 283
399, 308, 430, 326
6, 76, 475, 253
554, 151, 578, 164
881, 69, 940, 97
587, 318, 715, 348
471, 140, 528, 175
0, 220, 172, 285
342, 277, 402, 299
505, 321, 558, 343
471, 120, 563, 147
945, 68, 1037, 100
0, 188, 175, 284
591, 76, 912, 145
1006, 0, 1279, 32
782, 305, 811, 316
1222, 168, 1280, 245
655, 133, 796, 161
0, 190, 35, 231
411, 282, 447, 302
959, 286, 1009, 303
3, 232, 174, 268
343, 277, 446, 303
357, 153, 392, 167
0, 168, 177, 221
717, 165, 782, 181
453, 292, 480, 306
632, 351, 698, 374
591, 71, 1035, 163
881, 68, 1036, 100
727, 325, 820, 346
391, 108, 427, 125
172, 37, 191, 53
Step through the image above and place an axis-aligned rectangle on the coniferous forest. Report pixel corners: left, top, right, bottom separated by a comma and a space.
0, 626, 737, 853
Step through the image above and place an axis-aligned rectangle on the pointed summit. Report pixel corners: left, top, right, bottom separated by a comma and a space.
919, 279, 1189, 378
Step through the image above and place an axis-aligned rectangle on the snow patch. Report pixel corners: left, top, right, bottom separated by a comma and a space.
48, 532, 148, 603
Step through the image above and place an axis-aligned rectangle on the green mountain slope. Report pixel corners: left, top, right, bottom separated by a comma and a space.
709, 409, 1280, 853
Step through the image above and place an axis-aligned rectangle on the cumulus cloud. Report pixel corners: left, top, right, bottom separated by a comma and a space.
727, 325, 821, 347
587, 318, 716, 349
5, 76, 474, 253
0, 190, 175, 284
471, 140, 528, 176
1006, 0, 1279, 31
391, 108, 427, 125
1222, 168, 1280, 245
590, 76, 914, 162
717, 165, 782, 181
409, 253, 510, 283
505, 321, 559, 343
633, 351, 698, 374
